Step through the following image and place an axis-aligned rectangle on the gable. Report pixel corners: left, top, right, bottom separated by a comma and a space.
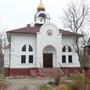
39, 22, 60, 35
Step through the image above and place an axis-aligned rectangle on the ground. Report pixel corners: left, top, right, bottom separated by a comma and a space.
4, 77, 54, 90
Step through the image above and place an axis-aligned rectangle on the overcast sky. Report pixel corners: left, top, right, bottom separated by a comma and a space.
0, 0, 89, 32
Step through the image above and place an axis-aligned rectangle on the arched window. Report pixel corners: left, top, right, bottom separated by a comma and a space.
62, 46, 66, 52
21, 45, 33, 64
22, 45, 26, 51
68, 46, 72, 52
62, 46, 73, 63
29, 45, 33, 51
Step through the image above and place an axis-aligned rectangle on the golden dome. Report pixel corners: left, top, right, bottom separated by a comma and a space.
37, 0, 45, 11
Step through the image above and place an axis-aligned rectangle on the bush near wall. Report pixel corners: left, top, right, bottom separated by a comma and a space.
40, 84, 52, 90
0, 54, 4, 68
73, 78, 90, 90
57, 75, 90, 90
56, 82, 77, 90
0, 82, 7, 90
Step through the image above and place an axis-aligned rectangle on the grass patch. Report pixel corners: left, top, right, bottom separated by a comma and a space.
40, 84, 52, 90
74, 78, 90, 86
56, 74, 90, 90
64, 74, 90, 86
40, 74, 90, 90
64, 74, 84, 80
47, 81, 54, 86
0, 81, 7, 90
0, 68, 4, 81
40, 81, 55, 90
57, 82, 78, 90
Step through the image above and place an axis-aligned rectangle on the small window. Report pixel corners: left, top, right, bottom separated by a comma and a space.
62, 55, 66, 63
62, 46, 66, 52
22, 45, 26, 51
21, 55, 26, 63
68, 55, 72, 63
29, 55, 33, 63
68, 46, 72, 52
29, 45, 33, 51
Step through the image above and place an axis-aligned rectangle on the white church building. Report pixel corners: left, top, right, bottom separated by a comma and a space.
4, 0, 81, 77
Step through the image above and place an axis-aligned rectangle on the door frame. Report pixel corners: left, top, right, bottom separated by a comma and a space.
43, 53, 53, 68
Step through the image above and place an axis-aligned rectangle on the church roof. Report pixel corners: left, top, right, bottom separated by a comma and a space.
7, 25, 40, 34
7, 25, 82, 36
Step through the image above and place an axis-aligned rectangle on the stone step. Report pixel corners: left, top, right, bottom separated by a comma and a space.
39, 68, 61, 78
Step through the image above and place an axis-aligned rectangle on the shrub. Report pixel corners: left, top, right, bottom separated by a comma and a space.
56, 82, 78, 90
40, 84, 52, 90
54, 76, 61, 86
73, 78, 90, 86
47, 81, 54, 86
65, 74, 84, 80
0, 82, 7, 90
0, 68, 4, 79
73, 78, 90, 90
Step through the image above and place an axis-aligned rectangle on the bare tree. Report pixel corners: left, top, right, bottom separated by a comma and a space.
63, 1, 90, 73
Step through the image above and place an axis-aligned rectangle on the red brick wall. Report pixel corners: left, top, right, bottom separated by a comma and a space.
87, 47, 90, 55
4, 68, 10, 77
61, 67, 80, 74
4, 68, 40, 77
86, 47, 90, 67
4, 67, 90, 78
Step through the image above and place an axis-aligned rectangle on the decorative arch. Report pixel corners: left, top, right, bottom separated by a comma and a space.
43, 45, 56, 53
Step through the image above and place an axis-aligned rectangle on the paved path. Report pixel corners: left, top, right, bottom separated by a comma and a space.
5, 77, 54, 90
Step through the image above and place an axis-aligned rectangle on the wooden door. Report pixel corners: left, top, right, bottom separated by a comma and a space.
43, 53, 53, 68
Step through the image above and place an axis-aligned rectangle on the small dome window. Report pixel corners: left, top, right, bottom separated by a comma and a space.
39, 13, 46, 18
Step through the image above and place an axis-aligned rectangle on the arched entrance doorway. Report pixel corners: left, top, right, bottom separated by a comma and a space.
43, 45, 56, 68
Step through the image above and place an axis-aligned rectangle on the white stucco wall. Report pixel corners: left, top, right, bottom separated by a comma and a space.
10, 33, 37, 68
4, 48, 9, 67
62, 36, 80, 67
37, 23, 62, 68
4, 23, 80, 69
